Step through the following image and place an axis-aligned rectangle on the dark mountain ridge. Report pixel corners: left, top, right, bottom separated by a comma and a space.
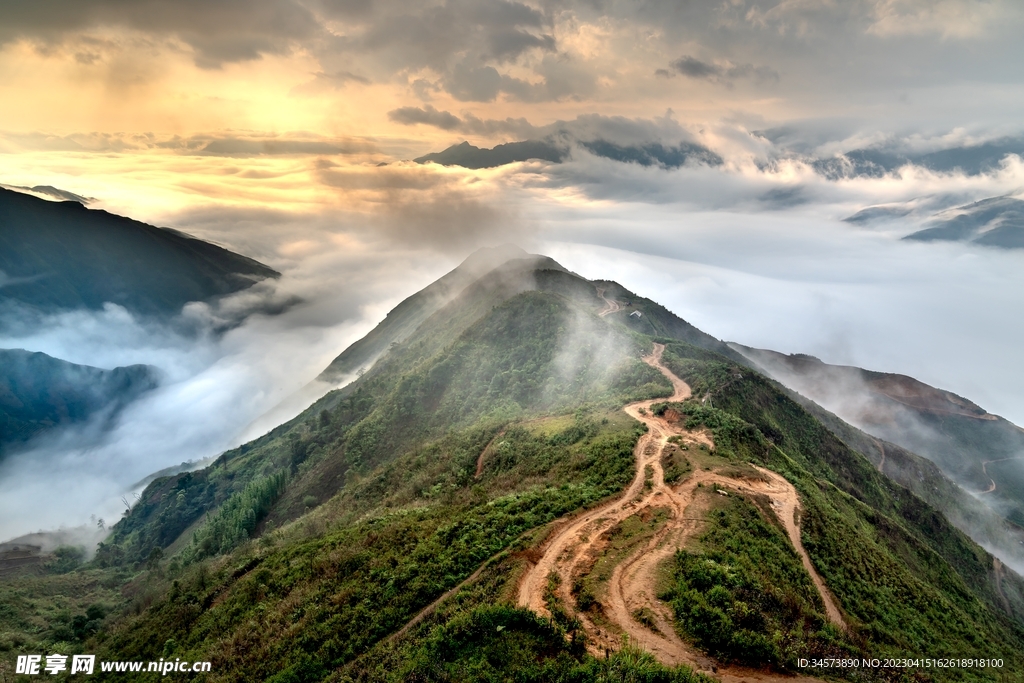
812, 136, 1024, 180
731, 344, 1024, 530
0, 186, 279, 319
904, 195, 1024, 248
414, 137, 723, 170
0, 348, 158, 458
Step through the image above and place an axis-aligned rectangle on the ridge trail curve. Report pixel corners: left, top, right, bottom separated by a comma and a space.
517, 343, 843, 681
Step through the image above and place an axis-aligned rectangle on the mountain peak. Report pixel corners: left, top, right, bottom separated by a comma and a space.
457, 243, 529, 272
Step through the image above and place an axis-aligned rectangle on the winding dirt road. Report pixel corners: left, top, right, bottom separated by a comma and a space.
516, 344, 845, 679
978, 456, 1024, 495
993, 557, 1012, 615
873, 439, 886, 474
596, 287, 621, 317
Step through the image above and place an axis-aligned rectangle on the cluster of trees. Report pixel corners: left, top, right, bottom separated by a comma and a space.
49, 604, 107, 643
181, 472, 287, 563
95, 469, 220, 567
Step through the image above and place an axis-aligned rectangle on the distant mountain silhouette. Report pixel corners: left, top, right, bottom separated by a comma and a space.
0, 186, 279, 318
812, 136, 1024, 179
0, 348, 158, 458
414, 140, 565, 168
414, 138, 722, 170
904, 195, 1024, 249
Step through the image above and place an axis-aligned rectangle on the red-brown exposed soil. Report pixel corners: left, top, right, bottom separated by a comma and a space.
516, 343, 845, 681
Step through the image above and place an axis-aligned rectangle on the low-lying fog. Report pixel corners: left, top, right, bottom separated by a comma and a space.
3, 134, 1024, 543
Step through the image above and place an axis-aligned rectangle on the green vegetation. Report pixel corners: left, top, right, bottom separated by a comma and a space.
6, 260, 1024, 683
665, 494, 843, 668
96, 415, 658, 680
347, 604, 710, 683
44, 546, 86, 574
0, 568, 124, 656
181, 472, 288, 564
658, 341, 1024, 680
660, 439, 692, 484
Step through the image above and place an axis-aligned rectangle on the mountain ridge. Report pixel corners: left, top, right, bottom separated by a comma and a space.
4, 247, 1022, 683
0, 348, 158, 458
0, 186, 279, 319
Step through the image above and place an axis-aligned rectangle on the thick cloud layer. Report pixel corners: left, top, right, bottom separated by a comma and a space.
0, 225, 470, 540
3, 0, 1022, 124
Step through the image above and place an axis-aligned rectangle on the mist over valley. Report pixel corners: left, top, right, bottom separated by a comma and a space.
2, 1, 1024, 679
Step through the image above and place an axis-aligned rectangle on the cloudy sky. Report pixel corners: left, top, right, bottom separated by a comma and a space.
3, 0, 1024, 537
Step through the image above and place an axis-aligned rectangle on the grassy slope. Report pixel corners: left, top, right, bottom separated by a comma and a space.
7, 270, 1023, 683
665, 492, 844, 667
89, 290, 715, 681
658, 343, 1024, 680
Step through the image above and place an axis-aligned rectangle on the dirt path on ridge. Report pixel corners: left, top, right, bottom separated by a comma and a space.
978, 456, 1024, 495
516, 344, 843, 680
475, 431, 505, 478
872, 439, 886, 474
993, 557, 1012, 615
596, 287, 621, 317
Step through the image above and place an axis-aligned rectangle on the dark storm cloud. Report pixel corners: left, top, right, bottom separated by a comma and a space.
2, 0, 573, 99
663, 55, 779, 85
4, 0, 1022, 108
314, 0, 558, 102
388, 106, 539, 139
668, 56, 720, 80
0, 0, 321, 67
388, 105, 463, 131
444, 62, 565, 103
334, 0, 553, 69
